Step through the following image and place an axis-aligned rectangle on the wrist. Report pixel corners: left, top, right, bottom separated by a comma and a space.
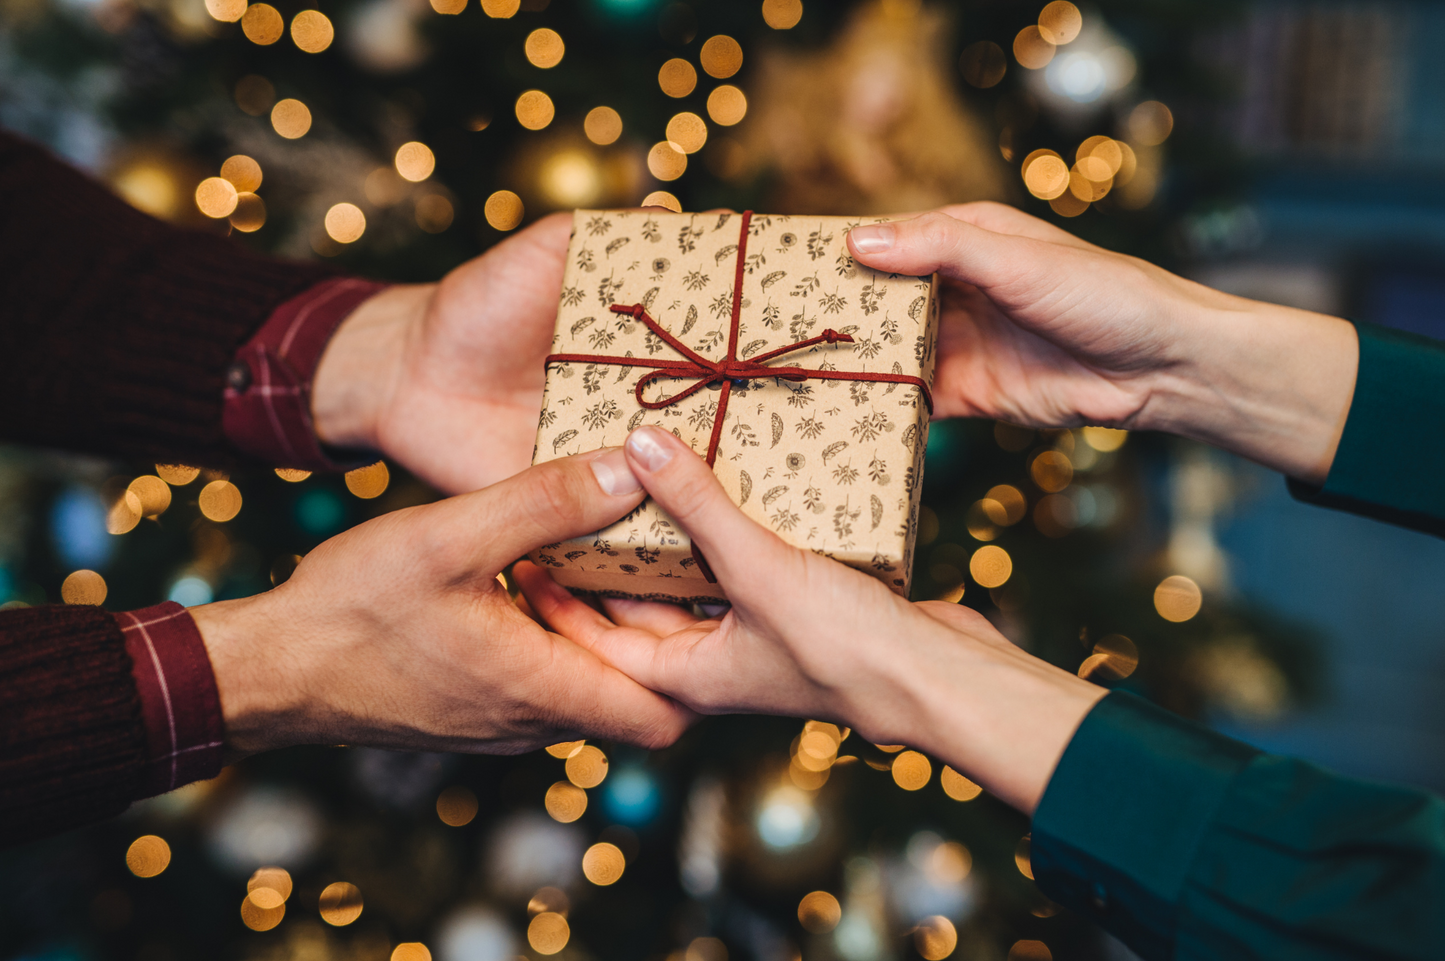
189, 595, 310, 762
1143, 299, 1358, 484
311, 283, 435, 451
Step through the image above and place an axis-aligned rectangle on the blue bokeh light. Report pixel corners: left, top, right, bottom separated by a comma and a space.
169, 576, 214, 607
601, 766, 662, 826
50, 486, 114, 570
296, 489, 345, 536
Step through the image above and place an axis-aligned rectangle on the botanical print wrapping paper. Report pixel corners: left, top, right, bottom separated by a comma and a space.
528, 209, 939, 603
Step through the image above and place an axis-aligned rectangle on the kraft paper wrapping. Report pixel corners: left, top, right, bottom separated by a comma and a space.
528, 209, 939, 603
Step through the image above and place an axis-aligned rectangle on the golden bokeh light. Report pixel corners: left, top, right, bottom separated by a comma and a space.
1015, 834, 1033, 879
539, 150, 602, 207
345, 460, 389, 498
891, 750, 931, 791
325, 203, 367, 244
706, 85, 748, 126
700, 35, 743, 79
365, 166, 406, 207
248, 886, 285, 910
319, 882, 363, 926
1022, 150, 1068, 200
658, 58, 698, 98
107, 490, 143, 535
584, 106, 623, 145
1013, 26, 1056, 70
195, 177, 239, 218
929, 841, 972, 883
231, 193, 267, 232
1115, 141, 1139, 185
914, 916, 958, 961
566, 745, 609, 788
546, 740, 585, 758
480, 0, 517, 15
206, 0, 246, 22
1009, 940, 1053, 961
941, 765, 983, 801
960, 40, 1006, 88
416, 194, 455, 233
436, 786, 478, 826
970, 545, 1012, 588
220, 155, 262, 192
199, 480, 242, 522
1031, 450, 1073, 492
128, 475, 171, 517
986, 484, 1028, 525
274, 468, 311, 483
528, 887, 569, 917
1083, 136, 1123, 176
966, 499, 1003, 541
545, 781, 588, 822
235, 74, 274, 115
1075, 154, 1113, 185
156, 464, 200, 486
875, 743, 904, 753
1078, 633, 1139, 682
1037, 1, 1082, 45
1068, 164, 1111, 202
762, 0, 803, 29
1082, 426, 1127, 451
248, 866, 294, 902
484, 190, 525, 230
797, 891, 841, 933
392, 944, 432, 961
241, 3, 284, 44
515, 90, 555, 130
686, 938, 727, 961
1154, 574, 1203, 622
648, 141, 687, 181
666, 112, 708, 154
528, 912, 570, 955
395, 142, 436, 182
62, 569, 108, 606
789, 757, 830, 790
641, 190, 682, 212
271, 98, 312, 139
1049, 190, 1089, 218
290, 10, 333, 52
1033, 492, 1077, 537
125, 835, 170, 877
525, 28, 565, 68
270, 553, 302, 586
431, 0, 466, 13
1129, 100, 1173, 146
582, 842, 625, 886
241, 896, 285, 931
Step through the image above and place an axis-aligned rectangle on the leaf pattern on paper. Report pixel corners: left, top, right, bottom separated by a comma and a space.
762, 484, 789, 506
770, 413, 784, 447
570, 316, 596, 336
713, 244, 738, 265
738, 470, 753, 506
761, 271, 787, 290
680, 304, 699, 336
586, 215, 612, 236
870, 494, 884, 531
551, 429, 578, 452
605, 237, 630, 256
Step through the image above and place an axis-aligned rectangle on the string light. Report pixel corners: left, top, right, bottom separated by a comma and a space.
395, 142, 436, 182
198, 480, 243, 522
436, 786, 479, 826
431, 0, 466, 13
1015, 835, 1033, 879
290, 10, 333, 52
545, 781, 588, 822
485, 190, 524, 230
1037, 1, 1082, 45
914, 917, 958, 961
220, 155, 262, 192
231, 193, 266, 232
960, 40, 1006, 88
891, 750, 931, 790
658, 58, 698, 98
970, 545, 1012, 588
241, 3, 284, 45
416, 194, 455, 233
195, 177, 239, 218
126, 835, 170, 877
206, 0, 246, 22
1009, 941, 1053, 961
761, 0, 803, 30
345, 461, 389, 497
1154, 575, 1202, 622
156, 464, 200, 485
797, 891, 841, 933
318, 882, 363, 926
528, 912, 569, 954
706, 85, 747, 126
1129, 101, 1174, 145
515, 90, 555, 130
647, 141, 687, 180
271, 99, 312, 139
128, 475, 171, 517
480, 0, 518, 16
582, 842, 625, 885
525, 28, 565, 68
699, 35, 743, 79
585, 106, 623, 145
640, 190, 681, 211
566, 745, 609, 788
666, 112, 708, 154
941, 765, 983, 801
1013, 25, 1055, 70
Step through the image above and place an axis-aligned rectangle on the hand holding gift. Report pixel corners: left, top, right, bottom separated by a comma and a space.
529, 209, 940, 602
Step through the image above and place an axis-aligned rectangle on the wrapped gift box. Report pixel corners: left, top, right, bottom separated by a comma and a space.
528, 209, 939, 603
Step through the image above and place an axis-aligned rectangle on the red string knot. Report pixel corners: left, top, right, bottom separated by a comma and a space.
820, 329, 854, 344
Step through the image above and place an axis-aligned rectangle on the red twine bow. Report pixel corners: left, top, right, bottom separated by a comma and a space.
544, 210, 933, 582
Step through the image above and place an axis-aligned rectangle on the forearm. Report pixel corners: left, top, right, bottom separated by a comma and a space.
1146, 296, 1358, 486
0, 130, 336, 467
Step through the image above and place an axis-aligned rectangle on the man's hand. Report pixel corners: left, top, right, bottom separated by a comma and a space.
515, 427, 1105, 815
190, 445, 693, 760
848, 203, 1359, 484
311, 213, 571, 494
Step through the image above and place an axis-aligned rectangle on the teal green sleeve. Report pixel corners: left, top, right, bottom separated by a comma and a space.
1031, 692, 1445, 961
1287, 323, 1445, 537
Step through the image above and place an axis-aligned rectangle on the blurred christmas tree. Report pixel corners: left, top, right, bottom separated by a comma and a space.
0, 1, 1319, 959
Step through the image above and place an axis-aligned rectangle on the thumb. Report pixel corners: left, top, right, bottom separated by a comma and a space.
622, 426, 799, 592
848, 211, 1025, 291
428, 447, 646, 573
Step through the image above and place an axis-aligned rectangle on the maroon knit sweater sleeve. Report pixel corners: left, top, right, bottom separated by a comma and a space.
0, 606, 142, 848
0, 128, 338, 466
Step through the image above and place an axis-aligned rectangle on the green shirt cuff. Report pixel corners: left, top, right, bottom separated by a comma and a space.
1030, 692, 1259, 960
1288, 322, 1445, 537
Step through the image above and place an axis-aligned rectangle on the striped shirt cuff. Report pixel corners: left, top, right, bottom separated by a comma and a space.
221, 276, 389, 471
115, 603, 225, 798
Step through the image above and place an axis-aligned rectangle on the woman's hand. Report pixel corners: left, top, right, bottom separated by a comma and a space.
515, 427, 1106, 814
190, 446, 694, 761
848, 203, 1359, 484
311, 213, 571, 494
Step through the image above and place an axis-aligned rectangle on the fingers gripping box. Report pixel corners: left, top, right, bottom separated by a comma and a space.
528, 209, 938, 603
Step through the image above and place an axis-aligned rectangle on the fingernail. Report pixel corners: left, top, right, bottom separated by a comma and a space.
591, 448, 642, 496
849, 223, 896, 254
626, 426, 675, 472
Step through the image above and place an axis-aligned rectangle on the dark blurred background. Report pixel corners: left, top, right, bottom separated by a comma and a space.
2, 1, 1443, 959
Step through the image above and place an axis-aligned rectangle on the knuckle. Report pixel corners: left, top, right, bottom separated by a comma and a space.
528, 463, 591, 530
